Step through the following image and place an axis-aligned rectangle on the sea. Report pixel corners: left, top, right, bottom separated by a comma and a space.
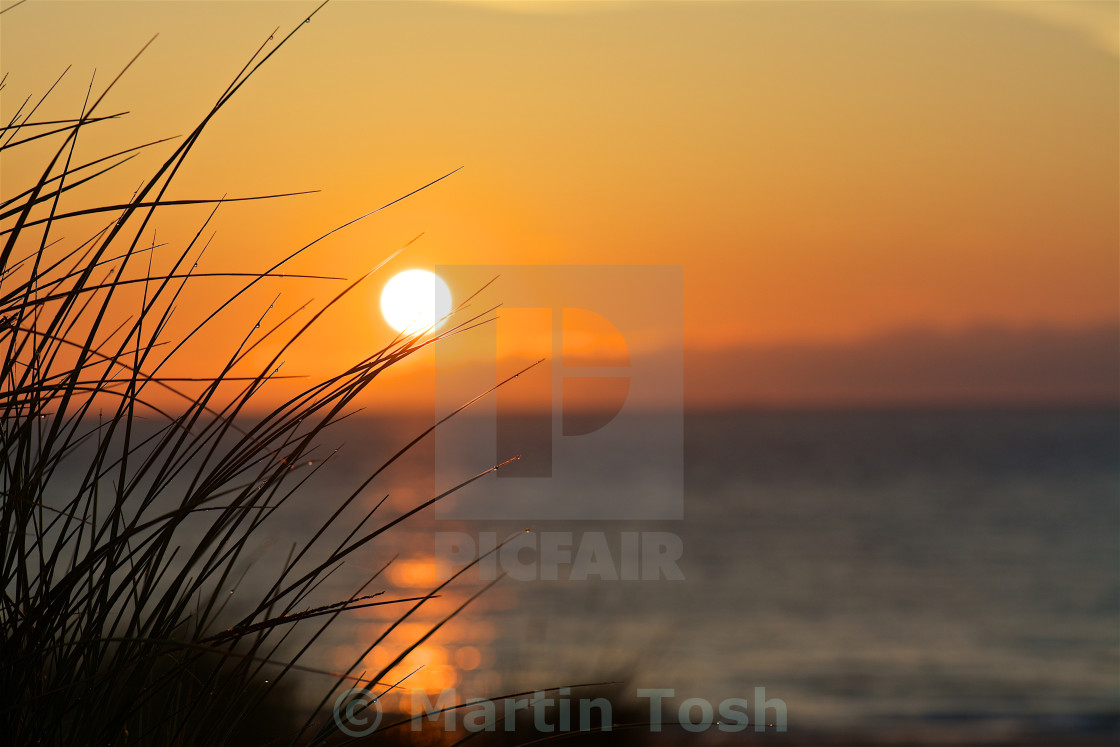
43, 406, 1118, 742
250, 406, 1119, 742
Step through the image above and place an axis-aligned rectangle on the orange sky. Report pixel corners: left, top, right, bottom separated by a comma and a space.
2, 0, 1117, 409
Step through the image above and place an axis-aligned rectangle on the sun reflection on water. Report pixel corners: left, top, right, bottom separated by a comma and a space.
324, 551, 506, 713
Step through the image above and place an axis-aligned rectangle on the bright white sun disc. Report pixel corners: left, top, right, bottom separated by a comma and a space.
380, 269, 452, 333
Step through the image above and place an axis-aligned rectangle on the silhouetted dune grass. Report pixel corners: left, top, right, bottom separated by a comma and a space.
0, 4, 537, 744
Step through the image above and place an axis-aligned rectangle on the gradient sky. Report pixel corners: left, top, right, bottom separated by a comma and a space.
2, 0, 1117, 408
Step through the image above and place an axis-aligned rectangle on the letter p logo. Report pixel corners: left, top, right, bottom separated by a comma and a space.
493, 306, 631, 478
434, 266, 682, 520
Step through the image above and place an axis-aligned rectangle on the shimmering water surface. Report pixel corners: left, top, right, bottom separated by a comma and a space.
234, 406, 1116, 739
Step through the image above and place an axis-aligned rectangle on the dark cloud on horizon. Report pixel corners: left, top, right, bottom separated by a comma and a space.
682, 322, 1119, 408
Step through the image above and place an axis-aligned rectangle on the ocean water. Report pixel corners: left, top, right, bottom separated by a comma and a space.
41, 406, 1118, 740
261, 407, 1118, 740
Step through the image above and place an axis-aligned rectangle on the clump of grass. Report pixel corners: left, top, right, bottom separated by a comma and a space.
0, 4, 515, 744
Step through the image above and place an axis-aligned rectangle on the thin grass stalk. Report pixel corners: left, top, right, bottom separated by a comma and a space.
0, 4, 529, 744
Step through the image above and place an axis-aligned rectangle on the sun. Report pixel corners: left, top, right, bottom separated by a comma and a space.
380, 269, 453, 334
